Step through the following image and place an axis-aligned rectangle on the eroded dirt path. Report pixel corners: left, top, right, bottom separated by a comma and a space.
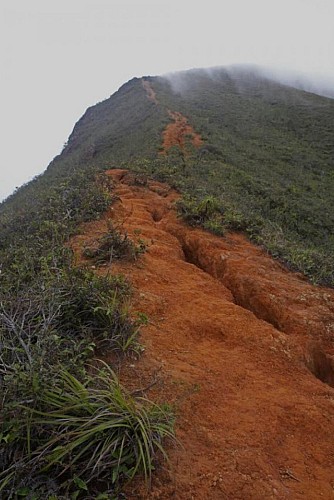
71, 170, 334, 499
141, 78, 203, 155
142, 79, 159, 105
160, 111, 203, 154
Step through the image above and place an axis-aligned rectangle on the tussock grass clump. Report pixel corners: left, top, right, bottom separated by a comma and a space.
0, 364, 175, 498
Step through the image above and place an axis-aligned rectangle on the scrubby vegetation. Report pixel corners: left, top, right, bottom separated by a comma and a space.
127, 146, 334, 286
83, 221, 147, 265
1, 65, 333, 496
176, 195, 225, 235
156, 70, 334, 286
41, 70, 333, 285
0, 166, 173, 498
128, 71, 334, 286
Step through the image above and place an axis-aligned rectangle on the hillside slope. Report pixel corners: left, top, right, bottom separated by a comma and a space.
71, 169, 334, 499
1, 66, 334, 497
3, 68, 333, 285
33, 66, 334, 286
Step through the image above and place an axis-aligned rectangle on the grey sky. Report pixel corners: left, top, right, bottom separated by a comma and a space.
1, 0, 334, 201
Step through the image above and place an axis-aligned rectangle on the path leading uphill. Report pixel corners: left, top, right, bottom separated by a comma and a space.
160, 111, 203, 154
71, 170, 334, 499
141, 78, 203, 155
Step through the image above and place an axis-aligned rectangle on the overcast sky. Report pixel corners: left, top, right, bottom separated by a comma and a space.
1, 0, 334, 201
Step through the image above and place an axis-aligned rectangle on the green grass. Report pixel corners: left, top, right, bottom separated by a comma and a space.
30, 68, 333, 285
176, 195, 225, 235
150, 70, 334, 285
0, 364, 174, 499
0, 163, 173, 498
1, 64, 333, 497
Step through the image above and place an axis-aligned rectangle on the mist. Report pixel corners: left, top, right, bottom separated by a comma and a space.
163, 65, 334, 99
258, 66, 334, 99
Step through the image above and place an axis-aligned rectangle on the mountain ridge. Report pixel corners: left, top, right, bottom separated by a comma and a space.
1, 65, 334, 498
3, 66, 334, 286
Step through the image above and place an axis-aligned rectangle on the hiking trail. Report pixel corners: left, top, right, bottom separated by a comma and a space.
71, 170, 334, 499
141, 78, 203, 155
142, 79, 159, 105
160, 111, 203, 154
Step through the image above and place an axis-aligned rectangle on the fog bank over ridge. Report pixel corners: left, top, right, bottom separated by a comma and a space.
259, 66, 334, 99
163, 64, 334, 99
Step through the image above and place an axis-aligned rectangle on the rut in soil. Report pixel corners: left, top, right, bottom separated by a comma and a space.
70, 170, 334, 500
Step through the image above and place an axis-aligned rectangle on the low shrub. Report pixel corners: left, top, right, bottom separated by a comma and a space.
0, 166, 173, 497
176, 195, 225, 235
0, 266, 139, 409
83, 223, 147, 265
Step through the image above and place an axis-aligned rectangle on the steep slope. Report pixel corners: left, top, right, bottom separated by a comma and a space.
71, 170, 334, 499
26, 66, 332, 287
160, 110, 203, 154
1, 65, 334, 497
150, 70, 334, 285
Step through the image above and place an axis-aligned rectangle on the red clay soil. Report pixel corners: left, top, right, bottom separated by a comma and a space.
160, 111, 203, 154
142, 79, 159, 105
141, 78, 202, 155
71, 170, 334, 500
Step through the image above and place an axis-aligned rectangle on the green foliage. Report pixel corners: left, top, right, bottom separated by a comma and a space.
0, 364, 175, 498
83, 222, 147, 265
1, 65, 333, 495
0, 160, 172, 496
150, 70, 334, 285
0, 167, 111, 291
56, 77, 165, 170
176, 195, 224, 235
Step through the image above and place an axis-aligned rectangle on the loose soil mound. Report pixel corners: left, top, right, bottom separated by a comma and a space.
71, 170, 334, 499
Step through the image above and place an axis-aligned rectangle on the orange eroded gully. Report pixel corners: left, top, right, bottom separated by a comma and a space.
160, 111, 203, 154
70, 170, 334, 500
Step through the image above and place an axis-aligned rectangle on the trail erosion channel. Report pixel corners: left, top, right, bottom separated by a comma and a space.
141, 78, 203, 155
71, 170, 334, 500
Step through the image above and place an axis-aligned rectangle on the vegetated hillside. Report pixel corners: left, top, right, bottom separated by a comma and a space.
37, 66, 334, 286
0, 79, 174, 497
149, 68, 334, 287
1, 65, 334, 497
